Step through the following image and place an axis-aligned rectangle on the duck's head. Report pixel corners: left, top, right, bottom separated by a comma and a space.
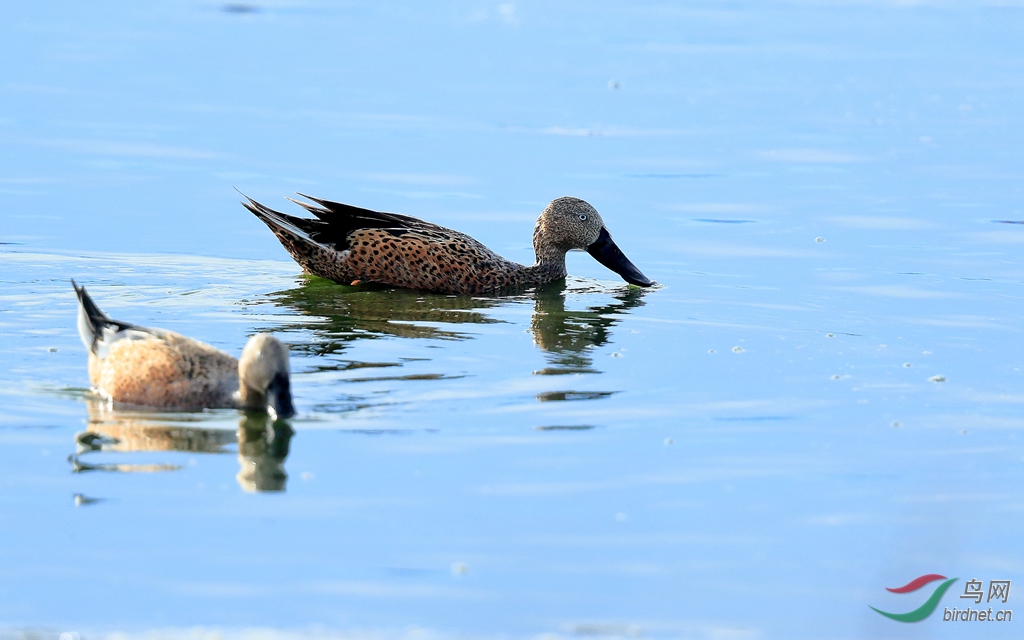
536, 197, 653, 287
236, 334, 295, 419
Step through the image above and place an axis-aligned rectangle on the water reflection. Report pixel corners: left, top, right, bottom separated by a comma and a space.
236, 413, 293, 493
264, 276, 505, 357
258, 277, 648, 419
266, 277, 647, 378
530, 281, 647, 375
69, 402, 293, 492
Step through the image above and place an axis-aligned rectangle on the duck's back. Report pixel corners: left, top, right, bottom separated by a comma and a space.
90, 330, 239, 411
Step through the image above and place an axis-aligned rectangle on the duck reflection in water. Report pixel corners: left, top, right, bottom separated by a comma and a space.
71, 400, 293, 492
530, 280, 647, 375
266, 276, 647, 375
236, 412, 292, 492
264, 276, 504, 357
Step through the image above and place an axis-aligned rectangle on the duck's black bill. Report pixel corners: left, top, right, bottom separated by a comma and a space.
587, 227, 653, 287
267, 372, 296, 420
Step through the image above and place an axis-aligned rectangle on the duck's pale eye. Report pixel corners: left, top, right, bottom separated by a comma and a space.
578, 214, 588, 221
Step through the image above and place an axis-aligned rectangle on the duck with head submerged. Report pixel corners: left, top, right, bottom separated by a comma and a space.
72, 281, 295, 418
242, 194, 654, 295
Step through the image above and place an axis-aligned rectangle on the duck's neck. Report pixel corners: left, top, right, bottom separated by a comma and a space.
235, 384, 267, 412
519, 227, 568, 286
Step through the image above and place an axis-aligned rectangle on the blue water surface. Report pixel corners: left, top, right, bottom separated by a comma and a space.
2, 1, 1024, 639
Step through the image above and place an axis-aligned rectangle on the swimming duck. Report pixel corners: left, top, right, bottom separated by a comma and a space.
73, 281, 295, 418
242, 194, 653, 295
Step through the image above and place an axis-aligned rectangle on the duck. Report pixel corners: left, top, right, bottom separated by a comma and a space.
242, 194, 653, 295
72, 281, 295, 418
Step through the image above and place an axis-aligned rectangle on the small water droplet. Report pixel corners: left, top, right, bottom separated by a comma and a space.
451, 562, 469, 575
903, 363, 912, 368
731, 346, 744, 353
891, 421, 901, 428
826, 333, 834, 338
47, 347, 57, 352
815, 237, 825, 243
663, 437, 674, 446
929, 375, 946, 383
707, 349, 716, 354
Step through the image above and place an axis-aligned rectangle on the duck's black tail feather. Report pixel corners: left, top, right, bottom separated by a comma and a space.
293, 192, 422, 229
240, 192, 422, 252
240, 193, 330, 245
71, 280, 136, 354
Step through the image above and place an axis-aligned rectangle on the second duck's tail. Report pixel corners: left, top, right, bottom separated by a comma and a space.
71, 281, 136, 355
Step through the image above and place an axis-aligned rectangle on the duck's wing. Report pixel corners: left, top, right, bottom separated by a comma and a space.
72, 281, 154, 359
241, 193, 440, 252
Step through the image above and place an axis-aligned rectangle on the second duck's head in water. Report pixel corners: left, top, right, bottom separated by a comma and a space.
236, 334, 295, 419
533, 197, 653, 287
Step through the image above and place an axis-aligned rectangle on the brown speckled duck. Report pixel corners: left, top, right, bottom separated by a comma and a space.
242, 194, 653, 295
73, 281, 295, 418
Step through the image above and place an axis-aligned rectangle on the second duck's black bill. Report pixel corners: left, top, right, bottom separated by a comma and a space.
587, 227, 653, 287
267, 372, 296, 420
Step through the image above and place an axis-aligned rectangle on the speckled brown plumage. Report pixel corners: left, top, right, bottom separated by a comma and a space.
243, 194, 653, 295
